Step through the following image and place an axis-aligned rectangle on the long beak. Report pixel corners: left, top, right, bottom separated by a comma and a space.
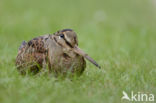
73, 46, 101, 69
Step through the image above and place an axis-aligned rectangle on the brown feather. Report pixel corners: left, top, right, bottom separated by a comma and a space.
16, 29, 100, 76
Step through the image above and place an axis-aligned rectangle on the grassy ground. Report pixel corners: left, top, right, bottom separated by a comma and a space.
0, 0, 156, 103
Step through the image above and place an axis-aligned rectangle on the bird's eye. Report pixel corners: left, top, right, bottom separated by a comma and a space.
60, 34, 64, 38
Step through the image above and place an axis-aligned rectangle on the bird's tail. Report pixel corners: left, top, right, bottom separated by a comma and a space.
19, 41, 27, 50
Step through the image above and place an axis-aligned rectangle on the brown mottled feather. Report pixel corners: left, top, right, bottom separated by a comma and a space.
16, 36, 49, 75
15, 29, 91, 76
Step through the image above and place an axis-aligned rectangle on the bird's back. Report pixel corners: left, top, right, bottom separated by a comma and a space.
16, 34, 86, 76
16, 35, 50, 75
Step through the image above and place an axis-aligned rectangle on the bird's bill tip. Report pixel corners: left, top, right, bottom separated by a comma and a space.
73, 46, 101, 69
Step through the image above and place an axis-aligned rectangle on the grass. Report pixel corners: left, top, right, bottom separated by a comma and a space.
0, 0, 156, 103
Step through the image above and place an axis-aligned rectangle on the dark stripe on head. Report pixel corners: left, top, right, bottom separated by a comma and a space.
61, 29, 73, 32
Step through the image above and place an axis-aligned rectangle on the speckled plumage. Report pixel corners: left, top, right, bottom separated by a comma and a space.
16, 29, 100, 76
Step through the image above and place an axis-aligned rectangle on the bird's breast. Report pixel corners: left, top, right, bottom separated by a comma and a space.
46, 37, 86, 76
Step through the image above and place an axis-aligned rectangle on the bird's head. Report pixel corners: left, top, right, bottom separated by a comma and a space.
54, 29, 78, 48
54, 29, 101, 69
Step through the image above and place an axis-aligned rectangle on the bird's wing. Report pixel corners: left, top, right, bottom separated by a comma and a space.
27, 37, 47, 53
16, 35, 49, 71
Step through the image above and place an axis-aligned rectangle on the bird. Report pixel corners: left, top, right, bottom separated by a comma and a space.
16, 29, 101, 76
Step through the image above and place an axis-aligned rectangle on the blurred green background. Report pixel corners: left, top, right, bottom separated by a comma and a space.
0, 0, 156, 103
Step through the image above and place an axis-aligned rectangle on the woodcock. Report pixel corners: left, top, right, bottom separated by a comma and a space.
16, 29, 101, 76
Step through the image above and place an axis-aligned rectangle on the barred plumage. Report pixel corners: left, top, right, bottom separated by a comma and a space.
16, 29, 100, 76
